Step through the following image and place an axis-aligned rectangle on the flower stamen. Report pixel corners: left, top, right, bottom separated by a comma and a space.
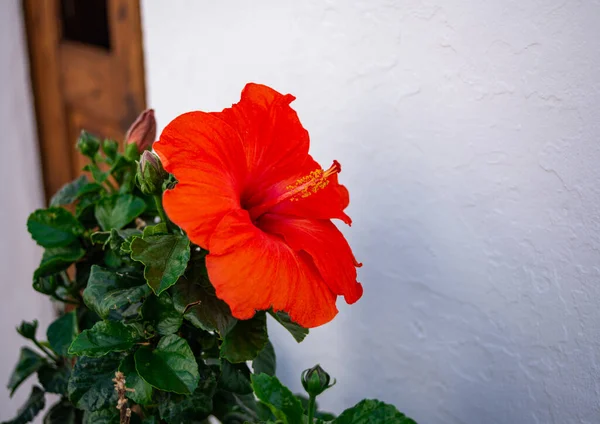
287, 161, 341, 202
248, 161, 341, 220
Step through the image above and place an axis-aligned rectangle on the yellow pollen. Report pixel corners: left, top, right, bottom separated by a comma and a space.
286, 169, 329, 201
284, 161, 341, 202
247, 160, 342, 221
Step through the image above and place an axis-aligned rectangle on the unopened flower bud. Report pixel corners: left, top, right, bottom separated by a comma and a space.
102, 139, 119, 159
301, 364, 335, 397
126, 109, 156, 152
17, 320, 38, 340
136, 151, 167, 195
76, 131, 100, 158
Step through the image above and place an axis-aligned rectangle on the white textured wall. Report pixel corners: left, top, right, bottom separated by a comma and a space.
141, 1, 600, 423
0, 1, 54, 421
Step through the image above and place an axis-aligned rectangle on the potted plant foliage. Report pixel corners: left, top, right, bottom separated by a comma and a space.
4, 84, 417, 424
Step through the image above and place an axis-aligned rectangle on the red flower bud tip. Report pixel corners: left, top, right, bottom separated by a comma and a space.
126, 109, 156, 152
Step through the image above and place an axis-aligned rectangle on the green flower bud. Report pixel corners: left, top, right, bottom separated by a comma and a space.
76, 130, 100, 158
102, 139, 119, 160
136, 151, 167, 195
301, 364, 335, 397
17, 320, 38, 340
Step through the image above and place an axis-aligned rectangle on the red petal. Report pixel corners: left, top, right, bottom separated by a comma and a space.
206, 209, 338, 328
211, 83, 311, 206
154, 112, 247, 248
259, 214, 363, 304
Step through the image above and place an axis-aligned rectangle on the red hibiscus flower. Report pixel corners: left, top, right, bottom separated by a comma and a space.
154, 83, 363, 328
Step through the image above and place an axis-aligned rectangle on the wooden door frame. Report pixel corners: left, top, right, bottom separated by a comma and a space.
22, 0, 146, 200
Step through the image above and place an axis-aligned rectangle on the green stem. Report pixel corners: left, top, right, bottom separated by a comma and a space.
233, 394, 259, 420
307, 394, 316, 423
60, 271, 71, 286
33, 339, 60, 363
91, 157, 117, 193
59, 271, 83, 303
51, 293, 79, 305
153, 194, 170, 228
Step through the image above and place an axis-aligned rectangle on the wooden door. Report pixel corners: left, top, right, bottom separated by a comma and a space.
23, 0, 146, 200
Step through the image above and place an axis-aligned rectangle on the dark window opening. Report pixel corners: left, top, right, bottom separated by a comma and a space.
60, 0, 111, 50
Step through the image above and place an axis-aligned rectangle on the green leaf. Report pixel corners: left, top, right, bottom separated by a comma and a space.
120, 223, 164, 254
49, 175, 89, 207
130, 233, 190, 296
213, 392, 275, 423
75, 188, 101, 213
333, 399, 418, 424
253, 340, 276, 377
47, 312, 78, 356
104, 250, 123, 269
220, 313, 268, 363
94, 194, 146, 231
82, 409, 118, 424
85, 410, 142, 424
32, 275, 58, 295
78, 182, 105, 196
251, 374, 303, 424
27, 208, 84, 248
67, 353, 121, 411
74, 184, 104, 225
141, 222, 168, 236
317, 412, 338, 421
111, 228, 142, 250
134, 334, 199, 394
171, 279, 236, 336
90, 231, 111, 246
218, 360, 252, 395
83, 265, 151, 321
157, 360, 216, 424
7, 347, 46, 396
270, 311, 309, 343
37, 364, 69, 394
1, 385, 45, 424
43, 400, 76, 424
141, 293, 183, 335
33, 244, 85, 279
118, 354, 153, 405
69, 321, 141, 357
83, 163, 109, 184
91, 228, 142, 252
142, 418, 159, 424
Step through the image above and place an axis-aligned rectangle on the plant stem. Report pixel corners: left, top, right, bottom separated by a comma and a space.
33, 339, 60, 363
91, 157, 117, 193
307, 394, 316, 423
153, 194, 170, 227
51, 293, 79, 305
60, 271, 71, 286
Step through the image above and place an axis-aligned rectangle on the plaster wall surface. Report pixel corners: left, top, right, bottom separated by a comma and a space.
141, 1, 600, 422
0, 0, 55, 421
